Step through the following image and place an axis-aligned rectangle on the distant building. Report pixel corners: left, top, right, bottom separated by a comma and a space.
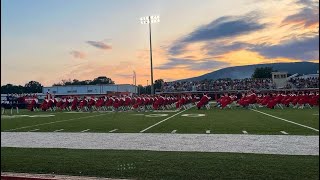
42, 84, 137, 96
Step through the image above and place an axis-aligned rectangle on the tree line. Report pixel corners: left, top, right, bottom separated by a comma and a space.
1, 81, 43, 94
1, 76, 164, 95
52, 76, 115, 86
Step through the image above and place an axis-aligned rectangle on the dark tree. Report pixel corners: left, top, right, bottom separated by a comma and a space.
1, 84, 24, 94
24, 81, 43, 93
145, 85, 151, 95
154, 79, 164, 91
137, 85, 151, 95
137, 85, 145, 95
72, 79, 81, 85
81, 80, 91, 85
52, 76, 115, 86
90, 76, 115, 85
252, 67, 274, 78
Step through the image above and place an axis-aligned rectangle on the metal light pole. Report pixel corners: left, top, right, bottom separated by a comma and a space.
133, 71, 136, 86
140, 15, 160, 95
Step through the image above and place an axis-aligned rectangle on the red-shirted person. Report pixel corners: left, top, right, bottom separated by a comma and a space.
196, 93, 210, 110
219, 93, 232, 109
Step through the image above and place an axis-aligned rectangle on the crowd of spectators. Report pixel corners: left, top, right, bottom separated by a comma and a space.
162, 78, 276, 92
161, 77, 319, 92
288, 77, 319, 89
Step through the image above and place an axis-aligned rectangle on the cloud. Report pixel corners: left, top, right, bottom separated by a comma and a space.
183, 13, 266, 43
252, 35, 319, 61
87, 41, 112, 50
183, 55, 196, 59
296, 0, 318, 7
282, 0, 319, 28
70, 50, 86, 59
155, 58, 229, 71
168, 12, 266, 55
168, 42, 188, 56
282, 7, 319, 28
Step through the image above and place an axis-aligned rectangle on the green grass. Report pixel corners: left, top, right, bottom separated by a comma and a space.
147, 108, 319, 135
1, 147, 318, 180
261, 108, 319, 129
1, 110, 176, 133
1, 107, 319, 135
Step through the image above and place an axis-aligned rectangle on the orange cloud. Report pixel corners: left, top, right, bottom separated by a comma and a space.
218, 49, 301, 66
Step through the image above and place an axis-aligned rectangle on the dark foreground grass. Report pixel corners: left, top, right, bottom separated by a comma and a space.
1, 148, 319, 180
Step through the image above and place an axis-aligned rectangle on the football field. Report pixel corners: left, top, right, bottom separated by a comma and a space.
1, 107, 319, 135
1, 106, 319, 179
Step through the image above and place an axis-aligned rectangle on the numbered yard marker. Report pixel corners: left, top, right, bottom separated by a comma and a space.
181, 114, 206, 117
145, 114, 169, 117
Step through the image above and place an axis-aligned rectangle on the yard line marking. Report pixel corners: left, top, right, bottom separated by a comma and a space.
54, 129, 64, 132
242, 131, 248, 134
109, 129, 118, 133
28, 129, 39, 132
140, 106, 193, 133
81, 129, 90, 132
153, 109, 180, 113
171, 130, 177, 134
250, 109, 319, 132
281, 131, 289, 135
4, 114, 106, 132
313, 114, 319, 115
206, 130, 210, 134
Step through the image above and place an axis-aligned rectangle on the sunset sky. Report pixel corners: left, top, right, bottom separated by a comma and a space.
1, 0, 319, 86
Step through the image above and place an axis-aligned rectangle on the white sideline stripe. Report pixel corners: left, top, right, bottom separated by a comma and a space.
171, 130, 177, 134
281, 131, 289, 135
242, 131, 248, 134
206, 130, 210, 134
28, 129, 39, 132
250, 109, 319, 132
54, 129, 64, 132
4, 114, 105, 132
313, 114, 319, 115
140, 107, 192, 133
81, 129, 90, 132
109, 129, 118, 133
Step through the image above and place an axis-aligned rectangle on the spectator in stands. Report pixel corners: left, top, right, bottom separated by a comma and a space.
288, 77, 319, 89
162, 78, 276, 92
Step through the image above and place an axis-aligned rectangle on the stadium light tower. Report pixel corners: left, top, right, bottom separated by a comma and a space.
133, 71, 136, 86
140, 15, 160, 95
